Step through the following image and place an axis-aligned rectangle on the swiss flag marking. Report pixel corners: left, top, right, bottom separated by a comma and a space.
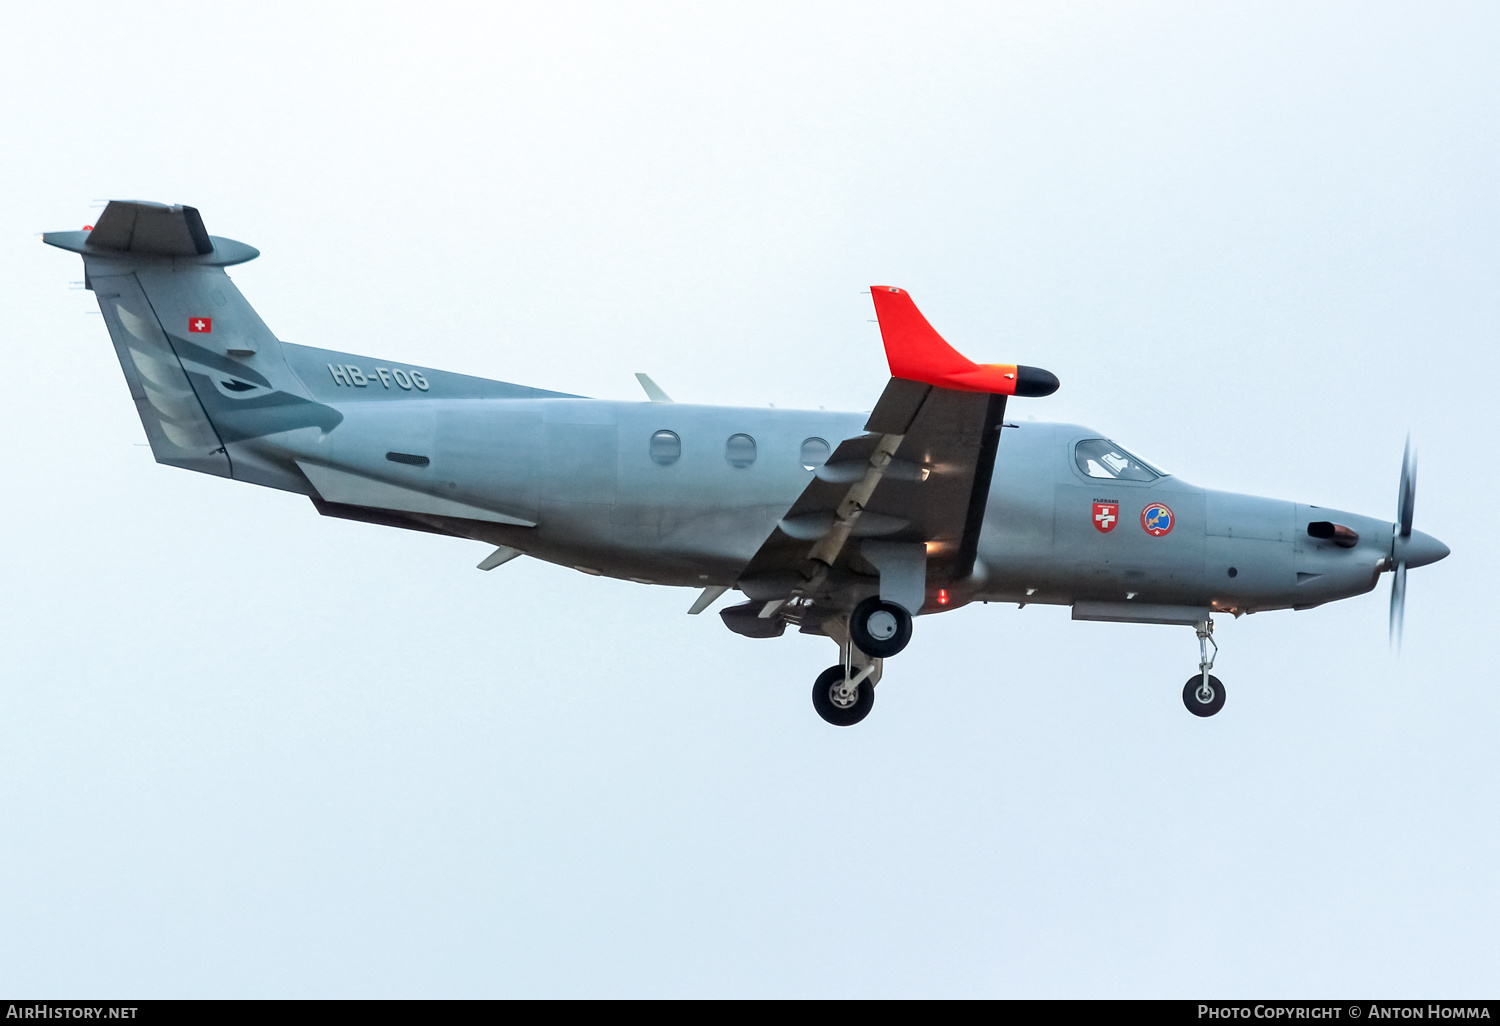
1093, 502, 1119, 533
189, 317, 213, 333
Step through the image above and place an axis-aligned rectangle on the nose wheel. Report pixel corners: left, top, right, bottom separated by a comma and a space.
1182, 619, 1226, 717
812, 663, 875, 726
1182, 673, 1226, 716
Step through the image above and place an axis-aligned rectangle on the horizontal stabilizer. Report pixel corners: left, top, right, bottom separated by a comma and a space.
43, 200, 259, 266
91, 200, 212, 256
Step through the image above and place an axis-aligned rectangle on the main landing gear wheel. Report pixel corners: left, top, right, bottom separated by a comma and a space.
812, 664, 874, 727
1182, 674, 1226, 717
849, 597, 912, 659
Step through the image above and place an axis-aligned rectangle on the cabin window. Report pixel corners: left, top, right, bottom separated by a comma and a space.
725, 433, 757, 468
1074, 438, 1162, 481
800, 437, 830, 471
649, 430, 681, 466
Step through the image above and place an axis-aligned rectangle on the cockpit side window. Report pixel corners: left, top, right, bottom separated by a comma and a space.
1074, 438, 1163, 482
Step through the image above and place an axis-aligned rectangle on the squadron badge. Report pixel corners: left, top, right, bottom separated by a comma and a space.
1092, 501, 1119, 533
1141, 502, 1174, 537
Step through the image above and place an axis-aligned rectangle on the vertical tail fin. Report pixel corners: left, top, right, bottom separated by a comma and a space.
45, 202, 336, 488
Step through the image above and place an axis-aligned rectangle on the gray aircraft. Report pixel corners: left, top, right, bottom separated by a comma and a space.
45, 200, 1449, 725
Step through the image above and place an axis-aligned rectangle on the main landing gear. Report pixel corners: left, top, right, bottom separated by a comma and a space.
1182, 619, 1227, 717
811, 603, 905, 726
848, 596, 912, 659
812, 664, 875, 727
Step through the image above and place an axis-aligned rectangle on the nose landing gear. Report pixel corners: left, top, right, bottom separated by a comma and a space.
1182, 619, 1226, 717
1183, 673, 1226, 716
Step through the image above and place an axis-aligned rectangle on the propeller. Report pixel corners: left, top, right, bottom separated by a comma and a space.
1389, 436, 1417, 649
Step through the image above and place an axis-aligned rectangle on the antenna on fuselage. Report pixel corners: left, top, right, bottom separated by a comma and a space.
635, 373, 674, 403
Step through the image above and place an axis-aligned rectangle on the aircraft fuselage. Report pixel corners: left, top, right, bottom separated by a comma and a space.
250, 358, 1400, 619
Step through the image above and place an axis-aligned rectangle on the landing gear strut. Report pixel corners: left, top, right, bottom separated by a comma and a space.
810, 622, 884, 727
1182, 619, 1226, 717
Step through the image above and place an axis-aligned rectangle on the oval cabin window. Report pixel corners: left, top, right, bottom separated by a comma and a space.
800, 437, 830, 471
725, 433, 757, 469
650, 430, 681, 466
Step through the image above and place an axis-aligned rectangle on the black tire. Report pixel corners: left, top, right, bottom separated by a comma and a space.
849, 596, 913, 658
1182, 674, 1226, 717
812, 664, 874, 726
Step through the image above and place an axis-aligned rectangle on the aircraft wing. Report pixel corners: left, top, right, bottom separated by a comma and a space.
736, 380, 1006, 606
734, 287, 1057, 619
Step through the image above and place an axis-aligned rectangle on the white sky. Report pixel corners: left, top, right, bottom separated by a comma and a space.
1, 1, 1495, 997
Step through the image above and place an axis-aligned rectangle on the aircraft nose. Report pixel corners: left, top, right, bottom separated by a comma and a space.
1402, 529, 1450, 569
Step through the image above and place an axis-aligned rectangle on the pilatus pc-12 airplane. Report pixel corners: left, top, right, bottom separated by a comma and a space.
45, 201, 1449, 726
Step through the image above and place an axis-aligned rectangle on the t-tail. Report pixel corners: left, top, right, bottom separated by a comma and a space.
44, 201, 341, 492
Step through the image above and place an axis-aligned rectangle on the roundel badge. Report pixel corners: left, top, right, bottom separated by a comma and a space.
1092, 502, 1119, 533
1141, 502, 1174, 537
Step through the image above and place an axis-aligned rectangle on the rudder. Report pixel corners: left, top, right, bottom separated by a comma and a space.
45, 201, 335, 488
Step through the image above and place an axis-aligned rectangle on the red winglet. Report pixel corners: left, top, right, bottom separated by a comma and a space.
869, 286, 1058, 397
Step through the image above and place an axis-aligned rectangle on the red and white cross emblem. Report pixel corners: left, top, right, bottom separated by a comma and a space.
189, 317, 212, 333
1093, 502, 1119, 533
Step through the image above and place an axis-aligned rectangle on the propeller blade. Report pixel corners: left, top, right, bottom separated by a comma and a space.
1389, 561, 1407, 650
1397, 436, 1416, 540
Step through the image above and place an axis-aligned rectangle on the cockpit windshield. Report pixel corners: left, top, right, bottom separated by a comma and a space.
1074, 438, 1166, 482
